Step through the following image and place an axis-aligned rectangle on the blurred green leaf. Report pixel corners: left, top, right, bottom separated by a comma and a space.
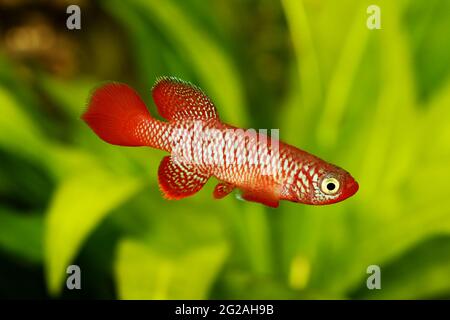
102, 0, 167, 90
0, 209, 43, 263
0, 85, 84, 180
0, 86, 50, 165
44, 168, 142, 295
357, 236, 450, 299
0, 150, 54, 209
130, 0, 247, 125
419, 80, 450, 163
281, 0, 322, 124
218, 269, 343, 300
316, 3, 370, 147
231, 204, 274, 277
37, 76, 96, 118
359, 1, 417, 202
405, 0, 450, 102
115, 238, 228, 299
0, 54, 44, 121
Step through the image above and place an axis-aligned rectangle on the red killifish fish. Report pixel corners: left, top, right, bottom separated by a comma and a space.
82, 77, 358, 208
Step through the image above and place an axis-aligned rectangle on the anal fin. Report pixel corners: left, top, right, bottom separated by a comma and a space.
158, 156, 209, 200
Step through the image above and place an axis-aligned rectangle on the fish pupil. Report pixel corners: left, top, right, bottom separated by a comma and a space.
326, 183, 335, 191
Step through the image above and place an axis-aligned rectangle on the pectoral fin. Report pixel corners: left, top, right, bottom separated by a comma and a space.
213, 182, 235, 199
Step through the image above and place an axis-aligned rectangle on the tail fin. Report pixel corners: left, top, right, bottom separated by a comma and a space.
82, 83, 153, 146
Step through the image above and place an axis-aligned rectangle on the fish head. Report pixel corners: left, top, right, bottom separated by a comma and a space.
305, 163, 359, 205
282, 160, 359, 205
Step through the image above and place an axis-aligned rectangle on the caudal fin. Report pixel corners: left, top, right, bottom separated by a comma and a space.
82, 83, 153, 146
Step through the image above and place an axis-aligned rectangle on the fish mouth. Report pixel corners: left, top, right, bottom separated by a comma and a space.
341, 178, 359, 201
302, 178, 359, 205
325, 177, 358, 204
347, 180, 359, 196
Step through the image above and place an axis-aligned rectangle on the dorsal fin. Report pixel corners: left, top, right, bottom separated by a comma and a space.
158, 156, 210, 200
152, 76, 219, 121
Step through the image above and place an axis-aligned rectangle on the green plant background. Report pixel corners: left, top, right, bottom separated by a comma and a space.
0, 0, 449, 299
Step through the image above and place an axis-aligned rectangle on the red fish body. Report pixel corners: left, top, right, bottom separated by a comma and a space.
82, 77, 358, 207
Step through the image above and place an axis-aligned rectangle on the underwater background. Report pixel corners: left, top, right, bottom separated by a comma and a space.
0, 0, 450, 299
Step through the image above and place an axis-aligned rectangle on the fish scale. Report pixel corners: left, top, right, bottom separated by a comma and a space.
82, 77, 359, 207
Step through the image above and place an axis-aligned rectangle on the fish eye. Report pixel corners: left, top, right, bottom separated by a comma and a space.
321, 177, 340, 195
